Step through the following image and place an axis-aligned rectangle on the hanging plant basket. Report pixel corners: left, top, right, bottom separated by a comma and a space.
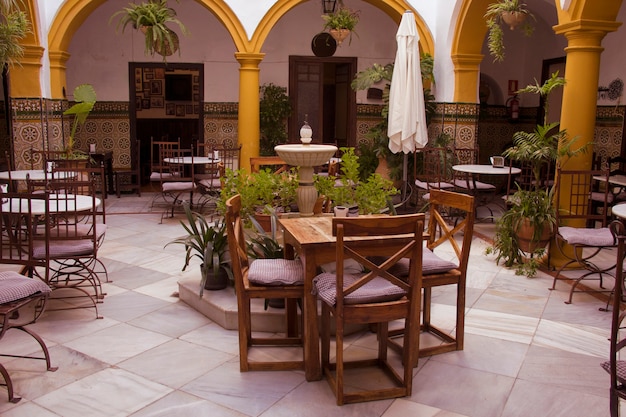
501, 11, 527, 30
329, 29, 350, 45
154, 29, 179, 57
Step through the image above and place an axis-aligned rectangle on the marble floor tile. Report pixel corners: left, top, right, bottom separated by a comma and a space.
0, 197, 617, 416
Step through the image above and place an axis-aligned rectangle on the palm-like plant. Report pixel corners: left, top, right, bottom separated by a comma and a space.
63, 84, 96, 156
166, 204, 231, 297
0, 0, 30, 71
110, 0, 189, 61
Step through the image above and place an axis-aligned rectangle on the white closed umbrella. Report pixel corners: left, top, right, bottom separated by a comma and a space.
387, 10, 428, 190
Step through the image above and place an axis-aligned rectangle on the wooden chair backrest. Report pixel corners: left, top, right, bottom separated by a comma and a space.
250, 156, 288, 174
225, 194, 250, 291
427, 189, 475, 271
331, 214, 425, 309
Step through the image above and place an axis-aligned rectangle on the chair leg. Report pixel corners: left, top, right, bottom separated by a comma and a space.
0, 362, 20, 403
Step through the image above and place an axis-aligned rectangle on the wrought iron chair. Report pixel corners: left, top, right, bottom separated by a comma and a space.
550, 166, 618, 304
114, 139, 142, 197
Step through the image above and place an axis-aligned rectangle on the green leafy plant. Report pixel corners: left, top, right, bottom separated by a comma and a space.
165, 204, 232, 297
259, 83, 291, 156
488, 72, 587, 277
314, 147, 398, 214
63, 84, 96, 156
110, 0, 189, 61
218, 167, 298, 221
0, 0, 29, 71
321, 6, 359, 45
484, 0, 535, 63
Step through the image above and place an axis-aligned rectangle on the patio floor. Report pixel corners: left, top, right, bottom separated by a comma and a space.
0, 192, 617, 417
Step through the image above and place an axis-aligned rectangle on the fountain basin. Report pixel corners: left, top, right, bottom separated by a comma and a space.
274, 144, 338, 167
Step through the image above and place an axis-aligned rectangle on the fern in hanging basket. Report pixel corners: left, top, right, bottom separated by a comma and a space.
321, 7, 359, 45
484, 0, 535, 62
110, 0, 189, 62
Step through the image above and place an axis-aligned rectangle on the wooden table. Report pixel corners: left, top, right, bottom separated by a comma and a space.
279, 214, 417, 381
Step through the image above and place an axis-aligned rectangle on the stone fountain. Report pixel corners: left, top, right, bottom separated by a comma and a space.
274, 121, 337, 216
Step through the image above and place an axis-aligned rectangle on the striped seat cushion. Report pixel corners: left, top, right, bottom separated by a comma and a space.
0, 271, 51, 304
313, 272, 406, 306
369, 248, 457, 278
248, 258, 304, 286
558, 226, 615, 246
162, 182, 196, 192
33, 239, 95, 259
453, 179, 496, 190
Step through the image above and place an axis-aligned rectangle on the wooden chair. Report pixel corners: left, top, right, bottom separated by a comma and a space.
225, 194, 305, 372
387, 189, 475, 359
250, 156, 288, 174
316, 214, 425, 405
114, 139, 141, 197
550, 166, 618, 304
602, 230, 626, 417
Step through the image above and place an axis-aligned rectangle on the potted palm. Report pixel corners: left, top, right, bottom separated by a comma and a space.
321, 5, 359, 45
110, 0, 189, 61
166, 204, 232, 297
484, 0, 535, 62
486, 72, 585, 276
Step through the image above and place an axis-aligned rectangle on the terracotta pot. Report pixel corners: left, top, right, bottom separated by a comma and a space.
501, 11, 527, 30
329, 29, 350, 45
252, 213, 272, 233
517, 218, 552, 253
202, 264, 229, 291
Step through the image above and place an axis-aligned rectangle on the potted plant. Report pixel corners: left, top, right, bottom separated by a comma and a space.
0, 0, 29, 71
165, 204, 232, 297
110, 0, 189, 61
218, 167, 298, 231
63, 84, 96, 158
321, 4, 359, 45
259, 83, 292, 156
314, 147, 398, 214
486, 72, 585, 277
484, 0, 535, 62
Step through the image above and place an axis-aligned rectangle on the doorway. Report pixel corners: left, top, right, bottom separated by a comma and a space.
288, 56, 357, 148
129, 62, 204, 183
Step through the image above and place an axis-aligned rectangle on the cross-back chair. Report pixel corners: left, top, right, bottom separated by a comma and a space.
386, 189, 475, 359
225, 194, 305, 372
550, 166, 618, 305
315, 214, 425, 405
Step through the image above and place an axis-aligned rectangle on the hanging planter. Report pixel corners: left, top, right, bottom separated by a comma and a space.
321, 6, 359, 46
111, 0, 189, 62
500, 11, 527, 30
484, 0, 535, 62
329, 28, 351, 45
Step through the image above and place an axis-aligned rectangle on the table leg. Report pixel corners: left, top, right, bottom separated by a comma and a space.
301, 249, 322, 381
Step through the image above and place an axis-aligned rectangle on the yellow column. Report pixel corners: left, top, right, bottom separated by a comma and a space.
451, 53, 483, 103
549, 19, 620, 268
9, 45, 44, 97
235, 52, 264, 172
49, 51, 71, 99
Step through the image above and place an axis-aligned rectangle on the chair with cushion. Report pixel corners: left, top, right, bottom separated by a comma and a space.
387, 189, 475, 358
550, 166, 617, 304
225, 194, 305, 372
158, 147, 197, 222
414, 147, 454, 204
314, 214, 425, 405
0, 271, 56, 403
452, 148, 497, 212
602, 232, 626, 417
